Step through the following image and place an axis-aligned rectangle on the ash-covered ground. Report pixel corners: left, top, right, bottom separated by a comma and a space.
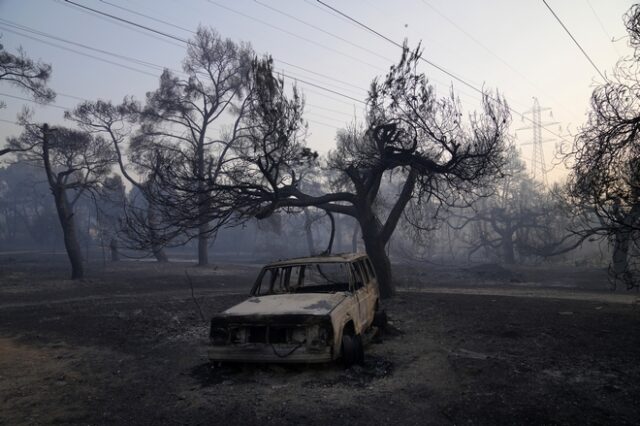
1, 252, 639, 425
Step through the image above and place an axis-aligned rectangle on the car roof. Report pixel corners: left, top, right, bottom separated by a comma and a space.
265, 252, 368, 267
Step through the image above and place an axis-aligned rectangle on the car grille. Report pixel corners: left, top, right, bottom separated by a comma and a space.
246, 326, 291, 344
247, 326, 267, 343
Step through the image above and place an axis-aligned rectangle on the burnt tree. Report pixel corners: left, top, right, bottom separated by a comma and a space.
563, 4, 640, 289
8, 117, 114, 279
138, 27, 253, 266
67, 98, 171, 262
218, 46, 510, 298
0, 40, 55, 156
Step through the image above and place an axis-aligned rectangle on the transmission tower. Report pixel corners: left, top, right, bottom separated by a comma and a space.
516, 98, 558, 188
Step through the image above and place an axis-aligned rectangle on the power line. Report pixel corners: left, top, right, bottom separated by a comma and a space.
0, 19, 175, 74
2, 19, 365, 110
316, 1, 481, 95
64, 0, 189, 43
74, 0, 369, 93
255, 2, 488, 104
306, 102, 357, 117
418, 0, 579, 117
0, 118, 20, 126
306, 110, 351, 124
289, 76, 365, 104
315, 0, 571, 143
253, 0, 394, 64
57, 2, 366, 105
302, 86, 364, 107
57, 92, 90, 102
3, 16, 361, 99
307, 118, 341, 130
58, 0, 416, 113
98, 0, 195, 35
276, 58, 367, 92
2, 15, 363, 127
279, 69, 366, 99
0, 25, 159, 78
303, 0, 355, 26
1, 15, 355, 130
585, 0, 621, 56
206, 0, 385, 71
542, 0, 607, 81
0, 93, 71, 110
420, 0, 519, 75
52, 0, 185, 48
59, 1, 478, 113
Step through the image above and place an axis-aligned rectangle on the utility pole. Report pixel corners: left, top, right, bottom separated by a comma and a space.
516, 98, 558, 188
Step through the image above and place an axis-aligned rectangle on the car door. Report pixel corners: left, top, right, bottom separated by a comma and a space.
350, 260, 373, 330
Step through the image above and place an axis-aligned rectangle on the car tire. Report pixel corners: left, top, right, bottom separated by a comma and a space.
354, 334, 365, 365
342, 333, 364, 367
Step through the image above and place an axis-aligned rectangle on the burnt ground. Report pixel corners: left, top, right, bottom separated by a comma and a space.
1, 253, 639, 425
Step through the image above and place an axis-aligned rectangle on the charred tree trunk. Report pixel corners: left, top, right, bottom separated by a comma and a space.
49, 187, 83, 279
502, 230, 515, 265
360, 224, 394, 299
357, 204, 396, 298
322, 211, 335, 255
52, 188, 84, 279
303, 208, 316, 255
197, 133, 209, 266
357, 169, 415, 299
42, 125, 84, 280
351, 223, 359, 252
609, 204, 640, 288
305, 225, 316, 255
147, 205, 168, 263
197, 222, 209, 266
334, 215, 342, 252
612, 229, 631, 284
109, 238, 120, 262
152, 243, 169, 263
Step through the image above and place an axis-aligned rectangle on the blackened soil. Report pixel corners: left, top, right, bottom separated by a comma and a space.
1, 255, 639, 425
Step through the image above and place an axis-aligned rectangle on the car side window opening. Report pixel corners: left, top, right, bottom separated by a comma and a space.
254, 267, 284, 295
302, 263, 350, 293
254, 263, 353, 295
291, 265, 305, 290
351, 263, 364, 290
282, 267, 292, 293
357, 260, 370, 283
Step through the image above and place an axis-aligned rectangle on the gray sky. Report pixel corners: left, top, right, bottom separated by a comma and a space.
0, 0, 635, 183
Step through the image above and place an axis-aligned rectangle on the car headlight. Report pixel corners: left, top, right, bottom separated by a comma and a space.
306, 325, 329, 349
291, 328, 306, 344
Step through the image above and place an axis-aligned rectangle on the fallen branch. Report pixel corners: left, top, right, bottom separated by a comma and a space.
185, 270, 206, 323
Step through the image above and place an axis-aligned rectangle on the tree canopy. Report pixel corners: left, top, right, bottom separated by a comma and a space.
214, 44, 511, 298
564, 4, 640, 288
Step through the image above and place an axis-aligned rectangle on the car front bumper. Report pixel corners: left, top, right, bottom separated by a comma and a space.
208, 343, 334, 363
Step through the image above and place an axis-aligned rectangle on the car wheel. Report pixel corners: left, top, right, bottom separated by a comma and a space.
354, 334, 365, 365
341, 333, 364, 367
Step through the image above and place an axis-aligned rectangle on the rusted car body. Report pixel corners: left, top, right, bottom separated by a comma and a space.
208, 253, 380, 364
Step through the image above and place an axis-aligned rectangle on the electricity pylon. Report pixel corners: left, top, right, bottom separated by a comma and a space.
516, 97, 558, 188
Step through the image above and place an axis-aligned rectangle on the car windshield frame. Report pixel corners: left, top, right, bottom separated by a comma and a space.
250, 261, 357, 296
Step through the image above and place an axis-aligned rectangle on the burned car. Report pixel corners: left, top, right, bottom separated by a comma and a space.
208, 253, 382, 365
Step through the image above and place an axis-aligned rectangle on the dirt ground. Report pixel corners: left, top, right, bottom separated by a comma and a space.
1, 252, 639, 425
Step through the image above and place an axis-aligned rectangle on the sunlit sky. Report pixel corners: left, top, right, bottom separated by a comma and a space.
0, 0, 635, 183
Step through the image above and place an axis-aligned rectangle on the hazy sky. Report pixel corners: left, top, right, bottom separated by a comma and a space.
0, 0, 635, 183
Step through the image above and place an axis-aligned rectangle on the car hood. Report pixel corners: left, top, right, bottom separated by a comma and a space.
223, 293, 348, 317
